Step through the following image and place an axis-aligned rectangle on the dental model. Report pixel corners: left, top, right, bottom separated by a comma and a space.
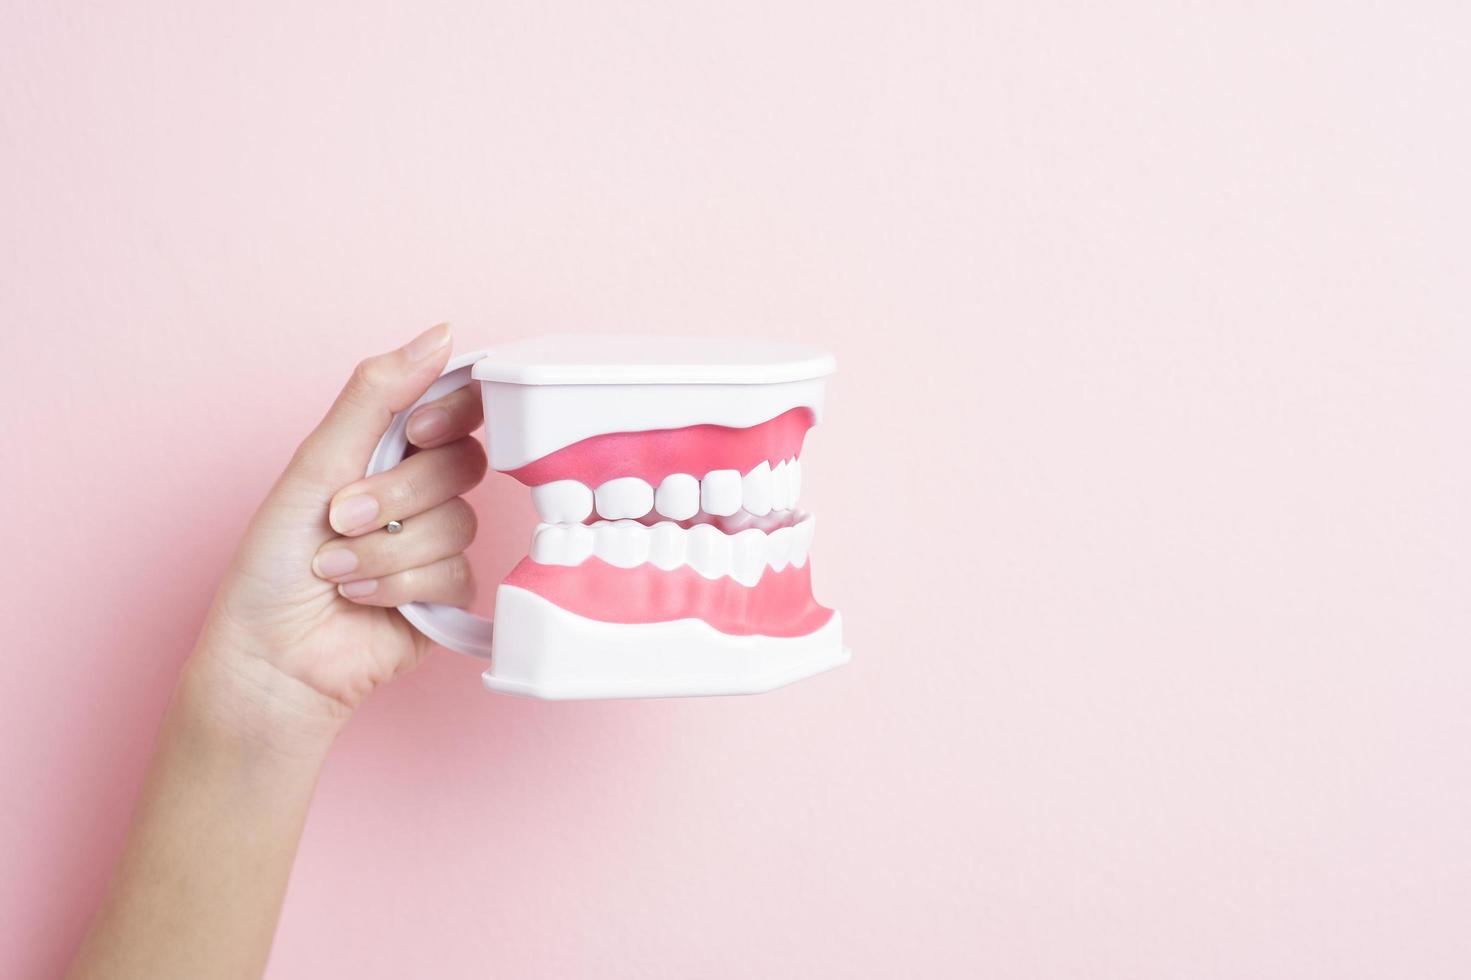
368, 335, 848, 699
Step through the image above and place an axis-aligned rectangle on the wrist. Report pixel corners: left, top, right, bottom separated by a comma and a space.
179, 641, 347, 765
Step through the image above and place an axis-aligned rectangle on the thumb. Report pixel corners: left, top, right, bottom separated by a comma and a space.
285, 323, 454, 494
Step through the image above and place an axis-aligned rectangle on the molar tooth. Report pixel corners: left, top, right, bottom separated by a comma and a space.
531, 480, 593, 523
700, 469, 742, 517
789, 517, 815, 567
648, 521, 686, 570
595, 477, 654, 519
685, 523, 732, 579
741, 460, 773, 516
787, 458, 802, 506
654, 473, 700, 520
770, 460, 791, 511
766, 525, 794, 571
593, 519, 649, 568
729, 528, 767, 586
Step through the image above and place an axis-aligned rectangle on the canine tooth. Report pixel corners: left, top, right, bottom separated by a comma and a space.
594, 519, 649, 568
685, 523, 732, 579
729, 528, 767, 586
655, 473, 700, 520
701, 469, 742, 516
766, 525, 794, 571
787, 458, 802, 506
531, 480, 593, 523
789, 517, 814, 567
648, 521, 686, 570
741, 461, 773, 516
770, 460, 791, 511
595, 477, 654, 519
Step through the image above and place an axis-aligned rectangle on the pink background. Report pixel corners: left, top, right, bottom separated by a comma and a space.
3, 2, 1469, 977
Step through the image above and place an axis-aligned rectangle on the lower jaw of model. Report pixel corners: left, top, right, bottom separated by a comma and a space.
484, 402, 847, 699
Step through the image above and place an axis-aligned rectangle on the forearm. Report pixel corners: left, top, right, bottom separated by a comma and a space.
67, 327, 468, 978
68, 647, 338, 980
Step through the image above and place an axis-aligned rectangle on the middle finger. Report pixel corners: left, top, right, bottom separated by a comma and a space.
328, 435, 486, 536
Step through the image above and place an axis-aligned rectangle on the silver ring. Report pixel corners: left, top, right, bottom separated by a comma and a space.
385, 520, 404, 534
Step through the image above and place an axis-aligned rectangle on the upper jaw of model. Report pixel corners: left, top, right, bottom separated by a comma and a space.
467, 336, 847, 698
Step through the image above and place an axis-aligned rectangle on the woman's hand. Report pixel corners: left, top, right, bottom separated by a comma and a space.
69, 324, 489, 980
192, 322, 487, 749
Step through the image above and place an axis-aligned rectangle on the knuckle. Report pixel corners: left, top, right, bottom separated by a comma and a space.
449, 384, 483, 417
380, 474, 419, 511
346, 357, 390, 403
455, 436, 489, 480
381, 569, 411, 593
446, 497, 479, 543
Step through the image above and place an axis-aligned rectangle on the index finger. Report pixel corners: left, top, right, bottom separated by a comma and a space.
287, 323, 454, 490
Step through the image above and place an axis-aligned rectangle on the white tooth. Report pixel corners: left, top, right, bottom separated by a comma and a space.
530, 523, 563, 564
787, 458, 802, 506
530, 522, 594, 566
531, 480, 593, 523
648, 521, 686, 570
685, 523, 732, 579
563, 523, 595, 564
655, 473, 700, 520
729, 528, 767, 586
766, 525, 794, 571
595, 477, 654, 519
789, 517, 814, 567
770, 460, 791, 511
594, 519, 649, 568
741, 460, 773, 516
701, 469, 742, 516
714, 509, 762, 532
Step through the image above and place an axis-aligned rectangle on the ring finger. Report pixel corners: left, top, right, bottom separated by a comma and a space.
312, 497, 477, 583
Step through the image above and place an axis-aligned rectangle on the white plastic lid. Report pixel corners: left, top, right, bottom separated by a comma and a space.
469, 335, 837, 386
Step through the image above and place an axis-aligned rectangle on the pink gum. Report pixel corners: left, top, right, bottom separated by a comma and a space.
505, 407, 815, 488
502, 557, 834, 637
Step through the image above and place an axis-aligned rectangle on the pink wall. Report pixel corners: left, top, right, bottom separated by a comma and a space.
3, 2, 1470, 977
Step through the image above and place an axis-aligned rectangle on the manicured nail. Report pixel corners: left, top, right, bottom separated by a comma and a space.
313, 548, 358, 579
339, 579, 378, 599
406, 405, 451, 445
330, 494, 379, 534
404, 322, 451, 361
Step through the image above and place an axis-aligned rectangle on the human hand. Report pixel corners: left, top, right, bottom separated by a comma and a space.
66, 325, 488, 979
188, 323, 487, 748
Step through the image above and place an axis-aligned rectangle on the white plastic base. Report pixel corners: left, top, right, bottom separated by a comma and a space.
482, 585, 849, 700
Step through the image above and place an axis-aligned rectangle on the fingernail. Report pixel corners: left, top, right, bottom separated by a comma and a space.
339, 579, 378, 599
404, 322, 451, 361
330, 494, 379, 534
406, 405, 451, 445
313, 548, 358, 579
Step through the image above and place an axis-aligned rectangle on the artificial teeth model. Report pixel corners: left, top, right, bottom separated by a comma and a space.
368, 335, 848, 700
